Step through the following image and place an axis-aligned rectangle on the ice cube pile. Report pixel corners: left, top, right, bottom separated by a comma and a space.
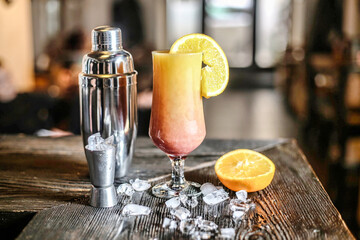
161, 182, 256, 239
85, 133, 115, 151
116, 179, 256, 239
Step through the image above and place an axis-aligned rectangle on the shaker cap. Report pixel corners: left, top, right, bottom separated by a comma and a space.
92, 26, 122, 51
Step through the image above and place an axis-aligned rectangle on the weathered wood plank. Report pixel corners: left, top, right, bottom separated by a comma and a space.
16, 140, 355, 240
0, 135, 282, 213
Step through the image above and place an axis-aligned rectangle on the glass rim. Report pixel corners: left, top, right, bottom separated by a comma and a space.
152, 50, 202, 56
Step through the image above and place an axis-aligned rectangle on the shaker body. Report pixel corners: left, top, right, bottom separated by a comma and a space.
80, 74, 137, 179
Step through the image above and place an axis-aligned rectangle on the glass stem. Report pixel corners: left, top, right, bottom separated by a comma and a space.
169, 155, 188, 191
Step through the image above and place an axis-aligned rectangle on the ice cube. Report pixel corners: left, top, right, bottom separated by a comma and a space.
203, 189, 229, 205
232, 210, 245, 219
87, 133, 102, 146
165, 197, 181, 209
86, 133, 114, 151
185, 196, 198, 208
121, 204, 151, 216
197, 219, 218, 232
179, 192, 188, 205
179, 218, 197, 235
235, 190, 247, 202
117, 183, 135, 197
169, 220, 178, 229
170, 207, 191, 220
200, 183, 218, 196
220, 228, 235, 238
131, 178, 151, 191
229, 199, 255, 212
162, 217, 171, 228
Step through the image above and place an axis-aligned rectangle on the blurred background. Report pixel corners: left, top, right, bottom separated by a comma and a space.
0, 0, 360, 237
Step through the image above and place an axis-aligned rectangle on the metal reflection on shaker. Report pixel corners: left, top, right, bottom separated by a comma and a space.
79, 26, 138, 180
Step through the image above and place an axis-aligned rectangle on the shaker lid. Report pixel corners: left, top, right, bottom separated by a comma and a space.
92, 26, 122, 51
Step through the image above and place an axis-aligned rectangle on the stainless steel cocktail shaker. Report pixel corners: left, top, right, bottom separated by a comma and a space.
79, 26, 137, 182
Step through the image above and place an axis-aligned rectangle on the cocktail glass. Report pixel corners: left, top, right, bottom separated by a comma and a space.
149, 51, 206, 198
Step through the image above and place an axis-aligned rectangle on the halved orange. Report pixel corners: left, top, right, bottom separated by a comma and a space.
169, 33, 229, 98
215, 149, 275, 192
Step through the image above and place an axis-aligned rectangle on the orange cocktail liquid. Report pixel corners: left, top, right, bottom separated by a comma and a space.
149, 51, 206, 156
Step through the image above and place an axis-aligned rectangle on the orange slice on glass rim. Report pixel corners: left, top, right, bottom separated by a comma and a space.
170, 33, 229, 98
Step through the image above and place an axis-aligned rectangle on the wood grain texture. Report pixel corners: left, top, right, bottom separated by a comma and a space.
11, 138, 354, 240
0, 135, 281, 213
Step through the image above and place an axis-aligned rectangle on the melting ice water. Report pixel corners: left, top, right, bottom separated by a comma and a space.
121, 204, 151, 216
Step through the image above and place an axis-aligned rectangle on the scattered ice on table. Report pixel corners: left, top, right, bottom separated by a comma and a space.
203, 188, 229, 205
232, 210, 245, 219
197, 219, 218, 232
86, 133, 114, 151
179, 219, 197, 234
220, 228, 235, 238
131, 178, 151, 191
117, 183, 135, 197
200, 183, 218, 196
235, 190, 247, 202
169, 220, 178, 229
165, 197, 181, 209
170, 207, 191, 220
121, 204, 151, 216
185, 196, 198, 208
162, 217, 171, 228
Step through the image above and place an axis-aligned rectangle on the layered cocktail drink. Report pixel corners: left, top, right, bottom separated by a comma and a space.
150, 51, 205, 198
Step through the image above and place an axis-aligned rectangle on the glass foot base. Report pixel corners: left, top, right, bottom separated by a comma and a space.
152, 181, 201, 199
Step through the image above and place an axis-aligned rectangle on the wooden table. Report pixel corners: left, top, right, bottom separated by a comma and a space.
0, 135, 355, 239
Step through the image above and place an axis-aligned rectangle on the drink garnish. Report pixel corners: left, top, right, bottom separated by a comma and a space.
170, 33, 229, 98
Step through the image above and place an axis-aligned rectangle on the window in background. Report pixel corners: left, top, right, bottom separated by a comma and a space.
32, 0, 61, 60
204, 0, 291, 69
166, 0, 203, 48
256, 0, 291, 68
204, 0, 253, 68
46, 0, 61, 37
